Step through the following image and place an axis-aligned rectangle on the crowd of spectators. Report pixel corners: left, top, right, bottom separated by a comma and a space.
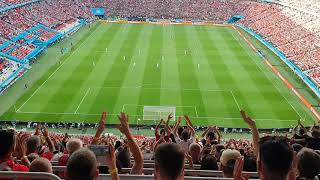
0, 111, 319, 180
237, 1, 320, 86
0, 57, 19, 84
104, 0, 243, 22
0, 0, 106, 61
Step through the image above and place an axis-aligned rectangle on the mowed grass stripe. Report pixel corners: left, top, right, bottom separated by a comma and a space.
215, 28, 281, 120
110, 24, 155, 123
224, 28, 299, 121
84, 24, 133, 115
188, 26, 238, 123
175, 25, 208, 125
73, 23, 133, 121
65, 24, 132, 118
135, 25, 163, 121
160, 25, 183, 117
203, 26, 255, 119
195, 26, 246, 126
86, 24, 143, 117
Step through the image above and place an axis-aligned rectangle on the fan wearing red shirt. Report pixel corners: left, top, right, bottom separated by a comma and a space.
0, 129, 30, 172
26, 125, 55, 161
155, 114, 174, 142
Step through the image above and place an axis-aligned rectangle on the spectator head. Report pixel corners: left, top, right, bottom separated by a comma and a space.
292, 143, 303, 153
200, 155, 218, 170
311, 129, 320, 138
114, 140, 122, 150
66, 148, 99, 180
54, 143, 65, 153
189, 143, 201, 163
258, 136, 293, 180
178, 127, 184, 138
181, 130, 190, 141
220, 149, 241, 178
297, 148, 320, 179
207, 131, 216, 141
116, 147, 130, 168
243, 155, 257, 172
29, 157, 53, 173
27, 153, 39, 163
299, 128, 305, 136
26, 135, 40, 154
160, 129, 166, 136
66, 138, 83, 154
154, 143, 185, 180
0, 129, 15, 159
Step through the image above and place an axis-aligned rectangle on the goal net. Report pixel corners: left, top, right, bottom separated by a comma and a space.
143, 106, 176, 121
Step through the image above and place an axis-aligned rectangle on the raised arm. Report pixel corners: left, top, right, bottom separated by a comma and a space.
165, 114, 174, 136
173, 117, 182, 137
42, 126, 55, 152
201, 126, 212, 138
292, 121, 299, 138
240, 110, 259, 156
117, 112, 143, 175
185, 115, 196, 138
155, 119, 163, 136
298, 120, 308, 134
92, 112, 107, 145
213, 126, 221, 144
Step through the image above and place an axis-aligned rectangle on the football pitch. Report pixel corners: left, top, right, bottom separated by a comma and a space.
0, 22, 318, 128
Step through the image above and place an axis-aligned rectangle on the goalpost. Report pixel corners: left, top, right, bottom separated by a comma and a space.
143, 106, 176, 121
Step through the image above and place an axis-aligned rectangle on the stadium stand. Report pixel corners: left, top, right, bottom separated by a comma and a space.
0, 111, 319, 180
237, 0, 320, 87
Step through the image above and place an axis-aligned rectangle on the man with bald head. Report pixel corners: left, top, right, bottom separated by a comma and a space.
29, 157, 52, 173
189, 143, 202, 164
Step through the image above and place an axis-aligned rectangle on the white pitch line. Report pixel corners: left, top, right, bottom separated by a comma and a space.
16, 27, 98, 112
194, 106, 199, 117
231, 30, 302, 119
230, 90, 241, 110
74, 88, 91, 114
91, 86, 230, 92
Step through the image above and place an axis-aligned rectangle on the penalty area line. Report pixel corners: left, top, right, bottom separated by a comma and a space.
230, 90, 241, 110
74, 88, 91, 114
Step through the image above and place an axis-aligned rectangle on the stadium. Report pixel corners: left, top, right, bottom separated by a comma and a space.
0, 0, 319, 179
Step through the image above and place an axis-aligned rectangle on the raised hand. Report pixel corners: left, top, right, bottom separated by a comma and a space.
117, 112, 130, 135
240, 110, 255, 127
15, 132, 30, 159
96, 112, 107, 137
184, 115, 191, 123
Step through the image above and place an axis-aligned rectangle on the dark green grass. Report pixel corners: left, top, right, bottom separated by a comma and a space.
0, 22, 317, 128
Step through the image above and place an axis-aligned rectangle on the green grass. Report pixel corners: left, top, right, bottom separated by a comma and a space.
0, 22, 318, 128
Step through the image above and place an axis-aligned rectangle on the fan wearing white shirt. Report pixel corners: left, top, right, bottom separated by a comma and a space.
173, 116, 196, 153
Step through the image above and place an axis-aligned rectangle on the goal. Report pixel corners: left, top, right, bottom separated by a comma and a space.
143, 106, 176, 121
